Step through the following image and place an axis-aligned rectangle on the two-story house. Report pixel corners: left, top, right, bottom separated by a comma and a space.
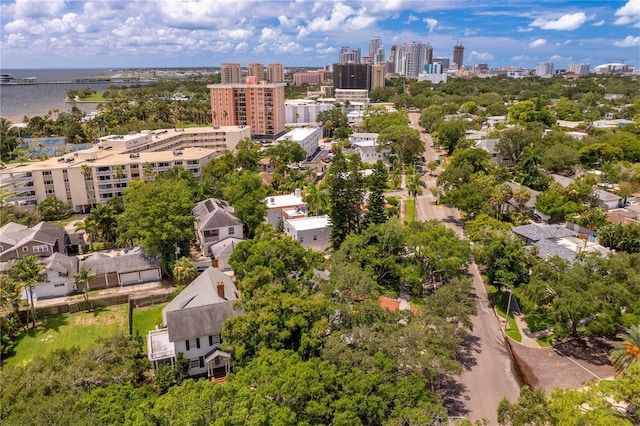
193, 198, 244, 271
147, 267, 241, 381
0, 221, 68, 262
265, 189, 307, 229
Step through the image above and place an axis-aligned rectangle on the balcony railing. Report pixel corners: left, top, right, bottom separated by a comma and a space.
95, 170, 112, 176
4, 176, 33, 183
2, 185, 35, 193
5, 195, 37, 202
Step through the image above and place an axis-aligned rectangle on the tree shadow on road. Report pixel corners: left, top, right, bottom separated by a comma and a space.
440, 375, 470, 419
457, 332, 481, 371
553, 337, 613, 366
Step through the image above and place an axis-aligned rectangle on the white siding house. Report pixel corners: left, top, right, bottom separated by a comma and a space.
284, 215, 332, 251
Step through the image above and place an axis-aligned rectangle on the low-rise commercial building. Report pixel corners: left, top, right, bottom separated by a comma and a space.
277, 127, 322, 159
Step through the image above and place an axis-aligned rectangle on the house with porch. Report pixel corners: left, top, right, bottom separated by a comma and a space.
147, 266, 241, 381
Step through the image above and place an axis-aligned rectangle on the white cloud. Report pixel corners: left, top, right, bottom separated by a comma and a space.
530, 12, 587, 31
511, 54, 531, 61
464, 28, 477, 36
469, 51, 494, 61
613, 35, 640, 47
405, 14, 419, 24
614, 0, 640, 26
14, 0, 65, 19
259, 27, 282, 42
278, 15, 297, 26
549, 55, 570, 61
529, 38, 547, 48
235, 42, 248, 52
517, 26, 534, 33
424, 18, 438, 33
592, 20, 605, 27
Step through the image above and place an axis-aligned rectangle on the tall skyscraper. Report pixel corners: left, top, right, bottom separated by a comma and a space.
433, 56, 450, 71
208, 79, 287, 139
453, 43, 464, 69
338, 47, 361, 64
220, 63, 241, 84
247, 63, 265, 82
333, 63, 371, 90
369, 37, 385, 63
267, 63, 285, 83
388, 45, 397, 73
425, 44, 433, 66
535, 62, 554, 77
394, 42, 431, 79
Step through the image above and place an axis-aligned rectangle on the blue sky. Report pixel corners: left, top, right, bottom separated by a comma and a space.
0, 0, 638, 69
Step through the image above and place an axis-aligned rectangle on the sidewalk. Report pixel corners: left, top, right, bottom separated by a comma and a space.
512, 313, 540, 348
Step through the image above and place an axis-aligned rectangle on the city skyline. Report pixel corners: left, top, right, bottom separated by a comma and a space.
0, 0, 638, 70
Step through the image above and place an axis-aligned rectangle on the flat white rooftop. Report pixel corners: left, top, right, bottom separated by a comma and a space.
266, 193, 305, 209
286, 215, 330, 231
278, 127, 321, 142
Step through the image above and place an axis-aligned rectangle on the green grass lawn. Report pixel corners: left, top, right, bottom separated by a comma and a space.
495, 305, 523, 343
132, 304, 166, 352
6, 303, 169, 367
76, 92, 107, 102
406, 199, 416, 222
5, 305, 128, 368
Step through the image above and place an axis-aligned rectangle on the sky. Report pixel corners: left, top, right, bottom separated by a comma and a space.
0, 0, 638, 70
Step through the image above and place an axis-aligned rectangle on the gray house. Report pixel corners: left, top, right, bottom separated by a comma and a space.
78, 246, 161, 290
193, 198, 244, 270
147, 267, 242, 381
0, 221, 68, 262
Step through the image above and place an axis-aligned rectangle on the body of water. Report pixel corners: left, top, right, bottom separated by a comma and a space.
0, 68, 113, 123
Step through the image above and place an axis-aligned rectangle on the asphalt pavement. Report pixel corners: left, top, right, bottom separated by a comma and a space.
407, 113, 521, 424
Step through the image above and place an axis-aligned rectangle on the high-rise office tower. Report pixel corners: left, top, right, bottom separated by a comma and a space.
247, 63, 265, 82
369, 37, 386, 63
433, 56, 450, 70
425, 44, 433, 66
338, 47, 361, 64
453, 43, 464, 69
566, 63, 590, 76
267, 63, 285, 83
208, 78, 287, 139
388, 45, 397, 73
220, 63, 242, 84
371, 63, 386, 90
333, 63, 371, 90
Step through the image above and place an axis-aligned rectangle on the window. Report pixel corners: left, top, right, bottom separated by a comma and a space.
209, 334, 221, 346
44, 180, 53, 185
189, 358, 199, 369
196, 337, 200, 349
23, 247, 29, 252
199, 356, 204, 369
54, 283, 65, 288
185, 340, 190, 351
313, 235, 317, 241
299, 237, 304, 243
42, 171, 52, 176
228, 227, 235, 235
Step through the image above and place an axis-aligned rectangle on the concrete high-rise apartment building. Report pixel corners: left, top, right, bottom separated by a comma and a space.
394, 42, 431, 79
220, 63, 241, 84
388, 45, 397, 73
535, 62, 554, 77
333, 63, 371, 90
371, 63, 386, 90
338, 47, 361, 64
208, 78, 287, 140
267, 63, 285, 83
566, 63, 590, 76
453, 44, 464, 69
293, 70, 324, 86
369, 37, 385, 64
248, 63, 265, 82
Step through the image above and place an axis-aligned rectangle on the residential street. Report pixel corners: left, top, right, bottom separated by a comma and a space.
407, 113, 521, 424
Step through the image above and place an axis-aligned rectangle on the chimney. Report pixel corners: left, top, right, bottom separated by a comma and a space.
295, 188, 302, 198
217, 282, 225, 298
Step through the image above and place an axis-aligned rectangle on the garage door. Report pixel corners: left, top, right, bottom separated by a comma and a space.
140, 269, 160, 282
120, 272, 140, 285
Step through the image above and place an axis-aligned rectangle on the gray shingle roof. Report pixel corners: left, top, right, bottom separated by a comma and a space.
42, 252, 78, 275
512, 224, 577, 242
209, 237, 244, 259
163, 266, 241, 342
79, 246, 160, 275
193, 198, 243, 230
531, 239, 577, 263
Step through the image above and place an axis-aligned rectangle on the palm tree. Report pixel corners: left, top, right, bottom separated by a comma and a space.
610, 325, 640, 375
172, 257, 198, 286
143, 162, 155, 182
73, 268, 97, 312
406, 173, 427, 220
75, 216, 98, 251
513, 187, 531, 211
0, 275, 27, 335
112, 165, 125, 180
9, 256, 45, 329
81, 164, 92, 179
304, 183, 330, 216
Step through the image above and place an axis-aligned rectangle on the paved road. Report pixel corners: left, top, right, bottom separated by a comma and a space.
408, 113, 521, 424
